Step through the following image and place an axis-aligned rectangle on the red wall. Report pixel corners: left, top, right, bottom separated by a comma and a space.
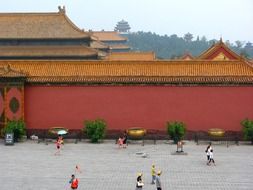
24, 86, 253, 131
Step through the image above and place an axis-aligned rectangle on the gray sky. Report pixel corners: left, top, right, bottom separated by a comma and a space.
1, 0, 253, 43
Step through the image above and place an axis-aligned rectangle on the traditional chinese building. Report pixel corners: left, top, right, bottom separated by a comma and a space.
0, 8, 252, 138
0, 6, 98, 60
92, 31, 131, 52
0, 40, 252, 138
114, 19, 131, 33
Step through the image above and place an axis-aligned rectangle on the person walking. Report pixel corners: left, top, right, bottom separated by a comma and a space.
136, 173, 144, 190
151, 164, 156, 184
69, 174, 79, 189
123, 131, 128, 148
208, 149, 216, 166
118, 136, 123, 148
205, 143, 212, 164
155, 170, 162, 190
54, 138, 62, 155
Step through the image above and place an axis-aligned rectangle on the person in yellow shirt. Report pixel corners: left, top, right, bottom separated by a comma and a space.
151, 164, 156, 184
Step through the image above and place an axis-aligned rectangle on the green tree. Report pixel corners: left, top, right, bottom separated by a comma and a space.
2, 120, 26, 142
125, 32, 253, 59
84, 119, 106, 143
235, 40, 243, 49
166, 121, 186, 144
241, 119, 253, 144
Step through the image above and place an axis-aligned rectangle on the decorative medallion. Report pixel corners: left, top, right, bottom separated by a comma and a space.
9, 97, 20, 113
6, 87, 22, 120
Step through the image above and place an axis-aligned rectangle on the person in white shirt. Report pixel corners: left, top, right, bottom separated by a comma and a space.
205, 143, 212, 164
208, 149, 216, 166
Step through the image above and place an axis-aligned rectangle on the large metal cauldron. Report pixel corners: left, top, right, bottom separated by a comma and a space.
127, 128, 146, 139
48, 127, 69, 135
208, 128, 225, 137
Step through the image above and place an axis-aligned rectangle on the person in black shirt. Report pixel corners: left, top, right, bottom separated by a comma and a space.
136, 173, 144, 190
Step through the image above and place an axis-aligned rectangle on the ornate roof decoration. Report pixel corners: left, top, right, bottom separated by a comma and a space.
0, 64, 26, 77
0, 6, 90, 39
198, 39, 242, 60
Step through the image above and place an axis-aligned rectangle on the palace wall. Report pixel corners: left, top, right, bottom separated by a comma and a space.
24, 85, 253, 132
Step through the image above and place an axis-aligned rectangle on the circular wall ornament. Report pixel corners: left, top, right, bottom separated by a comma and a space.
9, 97, 20, 114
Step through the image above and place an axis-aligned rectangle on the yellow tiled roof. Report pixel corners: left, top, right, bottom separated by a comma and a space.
107, 52, 155, 61
0, 45, 98, 57
0, 60, 252, 84
0, 11, 90, 39
92, 31, 127, 42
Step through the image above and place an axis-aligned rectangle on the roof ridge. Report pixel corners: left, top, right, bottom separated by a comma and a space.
0, 12, 61, 16
0, 60, 248, 65
62, 13, 90, 38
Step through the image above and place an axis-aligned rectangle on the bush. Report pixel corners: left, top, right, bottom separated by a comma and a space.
1, 120, 26, 142
241, 118, 253, 144
84, 119, 106, 143
166, 121, 186, 144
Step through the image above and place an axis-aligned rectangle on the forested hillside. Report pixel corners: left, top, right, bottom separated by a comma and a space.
125, 32, 253, 59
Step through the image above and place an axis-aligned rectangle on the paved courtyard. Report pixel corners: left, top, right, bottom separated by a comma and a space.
0, 140, 253, 190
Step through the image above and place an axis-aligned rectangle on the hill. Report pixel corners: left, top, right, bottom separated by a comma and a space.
125, 32, 253, 59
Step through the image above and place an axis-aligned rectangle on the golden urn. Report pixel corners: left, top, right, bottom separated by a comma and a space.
127, 128, 147, 139
208, 128, 225, 137
48, 127, 69, 135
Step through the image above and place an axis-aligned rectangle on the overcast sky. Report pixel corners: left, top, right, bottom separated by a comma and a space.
1, 0, 252, 43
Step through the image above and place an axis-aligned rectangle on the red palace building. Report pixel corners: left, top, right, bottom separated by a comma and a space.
0, 8, 253, 138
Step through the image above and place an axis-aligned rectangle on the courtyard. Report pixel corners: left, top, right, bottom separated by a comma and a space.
0, 140, 253, 190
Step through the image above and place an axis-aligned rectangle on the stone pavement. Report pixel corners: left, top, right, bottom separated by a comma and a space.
0, 140, 253, 190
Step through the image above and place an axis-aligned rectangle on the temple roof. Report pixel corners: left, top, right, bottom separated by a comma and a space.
198, 39, 242, 60
92, 31, 127, 42
0, 45, 98, 58
107, 52, 155, 61
0, 8, 90, 39
0, 60, 252, 85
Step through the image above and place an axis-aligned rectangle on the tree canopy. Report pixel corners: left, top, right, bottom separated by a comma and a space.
125, 32, 253, 59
